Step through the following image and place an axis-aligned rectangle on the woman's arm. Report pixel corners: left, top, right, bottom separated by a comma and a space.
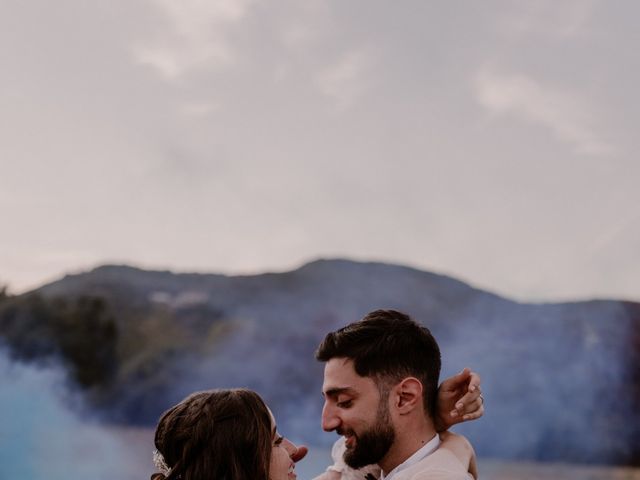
439, 431, 477, 479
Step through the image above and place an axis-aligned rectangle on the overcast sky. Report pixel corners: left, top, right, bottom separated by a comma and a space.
1, 0, 638, 301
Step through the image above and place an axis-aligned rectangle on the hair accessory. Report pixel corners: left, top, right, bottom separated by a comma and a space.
153, 449, 171, 476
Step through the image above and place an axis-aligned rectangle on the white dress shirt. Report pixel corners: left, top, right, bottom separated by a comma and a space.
380, 433, 441, 480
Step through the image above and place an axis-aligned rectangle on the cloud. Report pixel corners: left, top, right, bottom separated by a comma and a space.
133, 0, 254, 79
588, 210, 640, 255
281, 23, 317, 51
474, 67, 612, 155
315, 50, 372, 111
499, 0, 596, 38
178, 101, 218, 117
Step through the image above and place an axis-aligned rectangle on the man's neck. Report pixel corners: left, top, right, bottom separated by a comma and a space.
379, 423, 437, 475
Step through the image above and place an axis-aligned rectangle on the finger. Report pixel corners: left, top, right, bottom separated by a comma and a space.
440, 367, 471, 391
467, 371, 482, 393
462, 397, 485, 420
462, 404, 484, 421
454, 387, 482, 413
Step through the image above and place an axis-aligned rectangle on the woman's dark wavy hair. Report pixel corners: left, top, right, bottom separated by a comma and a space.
151, 388, 273, 480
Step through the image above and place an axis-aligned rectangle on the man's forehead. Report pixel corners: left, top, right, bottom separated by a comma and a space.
322, 357, 373, 393
323, 357, 355, 377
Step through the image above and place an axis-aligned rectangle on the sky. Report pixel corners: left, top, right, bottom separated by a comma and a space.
1, 0, 639, 302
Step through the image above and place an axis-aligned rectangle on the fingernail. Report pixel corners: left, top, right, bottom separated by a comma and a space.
450, 410, 458, 418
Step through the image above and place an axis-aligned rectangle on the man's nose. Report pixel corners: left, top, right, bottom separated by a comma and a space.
322, 402, 341, 432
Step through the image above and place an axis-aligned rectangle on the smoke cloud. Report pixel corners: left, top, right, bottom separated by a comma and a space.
0, 349, 153, 480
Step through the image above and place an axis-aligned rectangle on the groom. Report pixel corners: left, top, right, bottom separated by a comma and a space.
311, 309, 482, 480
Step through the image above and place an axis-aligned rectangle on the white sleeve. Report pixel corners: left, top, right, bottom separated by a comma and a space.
326, 437, 381, 480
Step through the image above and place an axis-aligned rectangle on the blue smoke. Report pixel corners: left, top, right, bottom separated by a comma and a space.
0, 349, 152, 480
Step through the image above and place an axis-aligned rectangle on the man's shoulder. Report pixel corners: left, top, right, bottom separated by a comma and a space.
394, 450, 473, 480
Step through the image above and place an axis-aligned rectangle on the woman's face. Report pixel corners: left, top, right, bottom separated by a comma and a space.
268, 410, 297, 480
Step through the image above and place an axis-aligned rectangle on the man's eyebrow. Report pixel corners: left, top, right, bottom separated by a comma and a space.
323, 387, 356, 398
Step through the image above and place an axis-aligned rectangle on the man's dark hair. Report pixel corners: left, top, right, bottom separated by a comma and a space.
316, 309, 441, 417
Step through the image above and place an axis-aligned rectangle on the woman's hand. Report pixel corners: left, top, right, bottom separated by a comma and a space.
434, 368, 484, 432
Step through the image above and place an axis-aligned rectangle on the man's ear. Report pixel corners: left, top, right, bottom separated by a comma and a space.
392, 377, 423, 415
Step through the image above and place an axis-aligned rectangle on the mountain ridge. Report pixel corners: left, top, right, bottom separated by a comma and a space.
1, 258, 638, 465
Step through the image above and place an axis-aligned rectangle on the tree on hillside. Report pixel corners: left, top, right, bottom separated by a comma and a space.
0, 294, 119, 388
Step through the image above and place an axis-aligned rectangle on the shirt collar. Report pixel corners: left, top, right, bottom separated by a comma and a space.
380, 433, 441, 480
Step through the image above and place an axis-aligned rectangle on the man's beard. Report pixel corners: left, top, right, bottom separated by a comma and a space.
342, 402, 395, 469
